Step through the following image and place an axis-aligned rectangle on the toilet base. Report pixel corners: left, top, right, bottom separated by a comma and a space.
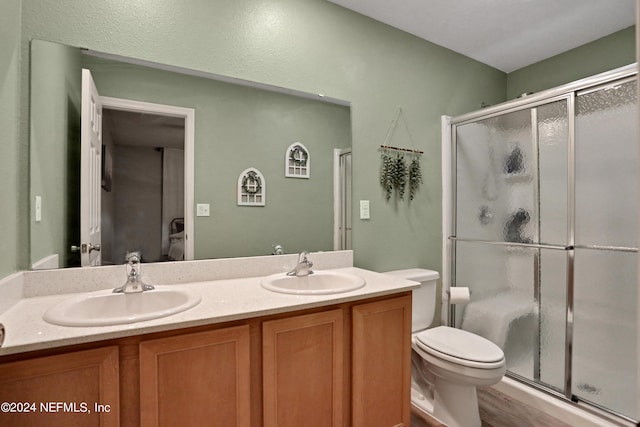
411, 385, 434, 415
432, 376, 481, 427
411, 346, 503, 427
410, 379, 482, 427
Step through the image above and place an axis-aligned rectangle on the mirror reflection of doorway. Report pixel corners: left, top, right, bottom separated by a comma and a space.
99, 100, 194, 264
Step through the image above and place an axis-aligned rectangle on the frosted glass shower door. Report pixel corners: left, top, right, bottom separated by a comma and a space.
450, 67, 639, 424
455, 108, 540, 244
453, 100, 569, 392
573, 79, 638, 419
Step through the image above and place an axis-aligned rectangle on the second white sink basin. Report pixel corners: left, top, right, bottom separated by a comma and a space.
43, 286, 201, 327
261, 270, 365, 295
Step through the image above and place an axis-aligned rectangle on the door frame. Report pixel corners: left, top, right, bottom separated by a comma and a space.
101, 96, 195, 261
333, 148, 352, 251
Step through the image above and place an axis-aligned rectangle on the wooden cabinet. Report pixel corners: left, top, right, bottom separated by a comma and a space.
0, 346, 119, 427
263, 309, 343, 427
0, 292, 412, 427
352, 294, 412, 427
139, 325, 251, 427
262, 294, 412, 427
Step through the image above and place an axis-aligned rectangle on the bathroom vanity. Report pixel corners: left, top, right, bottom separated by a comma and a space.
0, 251, 416, 427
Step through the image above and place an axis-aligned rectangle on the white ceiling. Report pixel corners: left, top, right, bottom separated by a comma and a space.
327, 0, 636, 72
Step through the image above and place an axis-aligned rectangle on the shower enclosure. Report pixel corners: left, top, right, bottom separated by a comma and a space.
446, 64, 638, 425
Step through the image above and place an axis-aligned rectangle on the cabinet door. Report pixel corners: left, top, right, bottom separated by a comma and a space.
263, 309, 343, 427
352, 294, 412, 427
0, 346, 119, 427
139, 325, 250, 427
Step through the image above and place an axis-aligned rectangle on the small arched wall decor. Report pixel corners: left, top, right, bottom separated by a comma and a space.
237, 167, 266, 206
285, 142, 310, 178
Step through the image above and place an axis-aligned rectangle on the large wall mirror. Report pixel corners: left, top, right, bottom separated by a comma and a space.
29, 39, 352, 269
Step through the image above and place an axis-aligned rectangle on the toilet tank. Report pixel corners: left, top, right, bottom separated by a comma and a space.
384, 268, 440, 333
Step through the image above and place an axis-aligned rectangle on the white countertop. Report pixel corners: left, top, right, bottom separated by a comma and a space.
0, 267, 417, 356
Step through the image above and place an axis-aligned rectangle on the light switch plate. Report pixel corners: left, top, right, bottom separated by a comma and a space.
359, 200, 370, 220
196, 203, 210, 217
35, 196, 42, 222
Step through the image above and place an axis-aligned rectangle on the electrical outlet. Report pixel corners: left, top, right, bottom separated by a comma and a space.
196, 203, 210, 217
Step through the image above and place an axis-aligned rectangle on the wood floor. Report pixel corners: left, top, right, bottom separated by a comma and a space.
411, 386, 572, 427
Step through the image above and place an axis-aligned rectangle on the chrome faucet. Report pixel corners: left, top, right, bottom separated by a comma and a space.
287, 251, 314, 277
113, 252, 155, 293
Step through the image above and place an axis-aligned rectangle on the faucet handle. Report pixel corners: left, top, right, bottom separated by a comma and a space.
125, 251, 141, 264
299, 251, 313, 275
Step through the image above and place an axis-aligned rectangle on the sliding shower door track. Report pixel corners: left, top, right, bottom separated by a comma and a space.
505, 372, 640, 427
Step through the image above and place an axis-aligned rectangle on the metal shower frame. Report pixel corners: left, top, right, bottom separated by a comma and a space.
445, 63, 638, 426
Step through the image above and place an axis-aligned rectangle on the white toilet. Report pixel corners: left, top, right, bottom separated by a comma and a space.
385, 269, 506, 427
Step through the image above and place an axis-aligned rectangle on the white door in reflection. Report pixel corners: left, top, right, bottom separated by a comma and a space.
79, 69, 103, 267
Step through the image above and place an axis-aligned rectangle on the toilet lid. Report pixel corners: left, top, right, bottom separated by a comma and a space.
415, 326, 504, 364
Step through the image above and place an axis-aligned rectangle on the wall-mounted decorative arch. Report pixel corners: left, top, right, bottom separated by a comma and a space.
285, 142, 310, 178
237, 167, 266, 206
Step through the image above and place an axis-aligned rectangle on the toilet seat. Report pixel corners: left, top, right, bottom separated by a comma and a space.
414, 326, 505, 370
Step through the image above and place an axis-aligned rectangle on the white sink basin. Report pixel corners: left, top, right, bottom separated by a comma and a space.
261, 270, 365, 295
43, 286, 201, 327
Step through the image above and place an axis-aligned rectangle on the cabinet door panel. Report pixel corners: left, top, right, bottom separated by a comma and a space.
139, 325, 250, 427
352, 295, 412, 427
263, 309, 343, 427
0, 346, 119, 427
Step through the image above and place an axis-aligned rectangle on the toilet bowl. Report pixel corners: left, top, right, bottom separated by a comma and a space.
384, 269, 506, 427
413, 326, 505, 427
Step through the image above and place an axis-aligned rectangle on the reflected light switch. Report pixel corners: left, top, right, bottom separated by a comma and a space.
196, 203, 210, 217
359, 200, 370, 220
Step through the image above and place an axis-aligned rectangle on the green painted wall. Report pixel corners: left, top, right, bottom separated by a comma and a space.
1, 0, 635, 279
19, 0, 506, 274
6, 0, 637, 278
507, 26, 635, 99
0, 0, 25, 278
30, 40, 82, 268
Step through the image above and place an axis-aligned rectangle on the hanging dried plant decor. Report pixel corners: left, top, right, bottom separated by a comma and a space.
394, 155, 408, 200
378, 107, 424, 203
380, 152, 395, 201
380, 150, 423, 202
408, 157, 423, 201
